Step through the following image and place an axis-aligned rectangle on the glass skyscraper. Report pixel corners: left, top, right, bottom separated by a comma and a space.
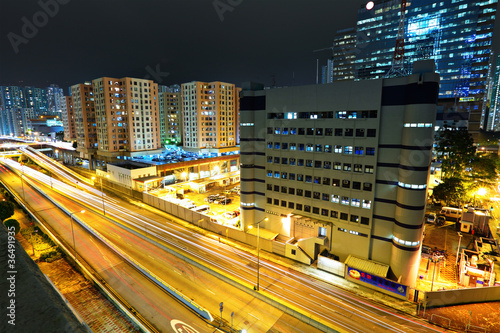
354, 0, 497, 137
488, 55, 500, 131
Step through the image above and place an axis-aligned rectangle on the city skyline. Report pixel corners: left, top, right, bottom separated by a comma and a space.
2, 1, 498, 90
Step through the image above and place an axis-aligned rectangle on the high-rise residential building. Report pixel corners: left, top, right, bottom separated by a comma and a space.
47, 84, 64, 117
0, 84, 69, 137
92, 77, 161, 163
159, 91, 182, 146
70, 82, 97, 154
24, 86, 49, 116
181, 81, 240, 152
0, 86, 25, 136
332, 27, 357, 81
487, 55, 500, 131
239, 60, 439, 287
354, 0, 497, 139
61, 96, 76, 142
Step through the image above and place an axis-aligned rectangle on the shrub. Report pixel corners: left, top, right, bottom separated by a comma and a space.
4, 219, 20, 235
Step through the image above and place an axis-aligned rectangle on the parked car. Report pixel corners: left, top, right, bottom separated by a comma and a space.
426, 213, 436, 224
223, 211, 237, 219
192, 205, 209, 212
217, 198, 232, 205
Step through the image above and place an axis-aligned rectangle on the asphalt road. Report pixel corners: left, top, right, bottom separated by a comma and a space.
1, 153, 447, 333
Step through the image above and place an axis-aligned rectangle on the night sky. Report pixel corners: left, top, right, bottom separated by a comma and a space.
1, 0, 499, 92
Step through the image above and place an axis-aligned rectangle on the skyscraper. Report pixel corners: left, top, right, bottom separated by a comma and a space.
332, 27, 357, 81
487, 55, 500, 131
0, 85, 59, 137
181, 81, 240, 152
321, 59, 334, 84
47, 84, 64, 117
354, 0, 497, 138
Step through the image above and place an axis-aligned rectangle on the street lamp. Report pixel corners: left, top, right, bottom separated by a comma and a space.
92, 174, 109, 215
248, 217, 268, 291
456, 232, 463, 264
70, 210, 85, 253
20, 163, 25, 201
473, 187, 487, 207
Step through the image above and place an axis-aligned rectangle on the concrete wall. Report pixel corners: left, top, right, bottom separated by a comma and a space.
143, 192, 277, 255
425, 286, 500, 307
317, 255, 346, 277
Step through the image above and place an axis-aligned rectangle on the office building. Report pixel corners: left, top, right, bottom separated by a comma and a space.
181, 81, 240, 153
355, 0, 497, 139
332, 27, 357, 81
239, 60, 439, 287
487, 55, 500, 131
321, 59, 334, 84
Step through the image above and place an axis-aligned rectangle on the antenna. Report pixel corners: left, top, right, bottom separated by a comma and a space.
314, 46, 335, 84
386, 0, 408, 78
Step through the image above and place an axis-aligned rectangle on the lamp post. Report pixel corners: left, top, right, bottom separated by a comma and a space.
70, 210, 85, 253
92, 174, 109, 215
248, 217, 268, 291
20, 163, 25, 201
456, 232, 463, 264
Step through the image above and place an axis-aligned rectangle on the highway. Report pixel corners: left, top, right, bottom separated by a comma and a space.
1, 156, 325, 332
1, 151, 446, 333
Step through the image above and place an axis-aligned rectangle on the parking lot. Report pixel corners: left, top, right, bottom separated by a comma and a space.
152, 182, 241, 227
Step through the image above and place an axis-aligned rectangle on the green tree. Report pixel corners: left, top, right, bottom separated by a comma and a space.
4, 219, 20, 235
468, 155, 498, 182
0, 201, 15, 221
432, 178, 465, 206
55, 131, 64, 141
435, 126, 476, 179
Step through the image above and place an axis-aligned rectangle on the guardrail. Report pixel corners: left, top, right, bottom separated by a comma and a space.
0, 165, 157, 333
1, 162, 213, 323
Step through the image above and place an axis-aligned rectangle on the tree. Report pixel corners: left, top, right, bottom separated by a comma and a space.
55, 131, 64, 141
468, 155, 498, 182
0, 201, 15, 222
4, 219, 20, 235
435, 126, 476, 179
432, 178, 465, 206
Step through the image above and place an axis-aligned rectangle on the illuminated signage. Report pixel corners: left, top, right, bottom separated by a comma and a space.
347, 266, 408, 297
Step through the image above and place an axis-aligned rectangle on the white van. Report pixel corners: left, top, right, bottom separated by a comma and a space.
439, 207, 462, 221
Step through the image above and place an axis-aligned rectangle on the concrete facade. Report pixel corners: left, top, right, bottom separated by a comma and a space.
181, 81, 240, 151
239, 60, 439, 287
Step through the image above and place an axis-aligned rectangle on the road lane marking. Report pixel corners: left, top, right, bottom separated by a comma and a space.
206, 289, 215, 295
174, 270, 182, 275
248, 313, 260, 320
